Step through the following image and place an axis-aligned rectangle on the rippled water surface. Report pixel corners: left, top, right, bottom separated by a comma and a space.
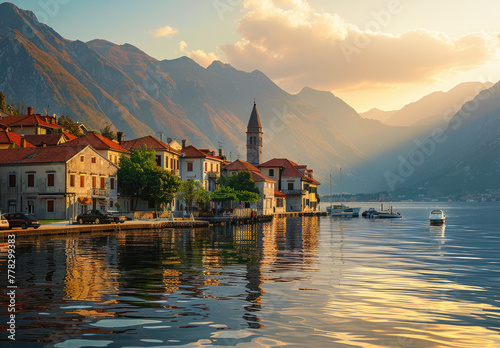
1, 202, 500, 347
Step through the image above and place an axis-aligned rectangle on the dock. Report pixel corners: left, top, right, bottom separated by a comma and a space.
0, 219, 209, 239
0, 212, 327, 239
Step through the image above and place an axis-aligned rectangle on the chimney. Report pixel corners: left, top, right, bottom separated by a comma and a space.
27, 107, 33, 116
117, 131, 123, 145
182, 139, 186, 148
20, 135, 26, 148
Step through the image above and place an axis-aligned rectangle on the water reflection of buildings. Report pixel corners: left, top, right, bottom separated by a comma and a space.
63, 238, 120, 301
2, 217, 321, 343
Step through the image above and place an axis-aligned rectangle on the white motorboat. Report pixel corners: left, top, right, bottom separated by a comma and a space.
429, 209, 445, 225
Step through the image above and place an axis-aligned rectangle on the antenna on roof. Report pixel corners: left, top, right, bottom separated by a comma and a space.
158, 131, 163, 142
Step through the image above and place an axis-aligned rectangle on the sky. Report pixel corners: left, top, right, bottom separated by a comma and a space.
7, 0, 500, 112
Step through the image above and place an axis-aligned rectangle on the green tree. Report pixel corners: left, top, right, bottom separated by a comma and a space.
58, 115, 83, 137
100, 123, 116, 140
236, 190, 260, 203
177, 179, 210, 212
142, 166, 182, 215
117, 146, 157, 210
0, 92, 6, 112
219, 170, 260, 194
194, 189, 212, 211
211, 187, 238, 204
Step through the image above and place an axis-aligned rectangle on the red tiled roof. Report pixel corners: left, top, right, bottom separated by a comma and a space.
182, 145, 223, 161
0, 145, 88, 164
259, 158, 320, 185
0, 121, 9, 130
0, 131, 35, 148
59, 132, 130, 153
0, 114, 64, 129
223, 159, 260, 172
259, 158, 303, 177
274, 189, 286, 198
63, 132, 78, 141
122, 135, 180, 154
24, 133, 66, 146
250, 171, 275, 183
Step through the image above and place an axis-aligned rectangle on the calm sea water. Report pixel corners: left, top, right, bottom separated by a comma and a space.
1, 202, 499, 347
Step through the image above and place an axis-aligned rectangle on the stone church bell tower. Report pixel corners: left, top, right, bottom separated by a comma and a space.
246, 101, 263, 167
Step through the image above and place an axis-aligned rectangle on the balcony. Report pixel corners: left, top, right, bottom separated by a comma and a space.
281, 189, 307, 196
171, 169, 180, 176
206, 171, 219, 178
92, 188, 108, 197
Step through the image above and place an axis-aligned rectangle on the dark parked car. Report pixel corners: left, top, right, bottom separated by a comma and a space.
4, 213, 40, 229
76, 209, 115, 224
107, 210, 127, 223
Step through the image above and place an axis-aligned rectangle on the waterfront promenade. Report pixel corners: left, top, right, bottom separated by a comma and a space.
0, 219, 209, 239
0, 211, 327, 239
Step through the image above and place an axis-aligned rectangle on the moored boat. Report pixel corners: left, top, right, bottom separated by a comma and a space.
429, 209, 445, 225
362, 208, 377, 217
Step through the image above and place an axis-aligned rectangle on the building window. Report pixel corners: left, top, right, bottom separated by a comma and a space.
156, 155, 162, 167
9, 200, 16, 213
288, 182, 294, 191
216, 164, 218, 172
171, 158, 174, 169
91, 156, 96, 163
70, 174, 75, 187
109, 200, 114, 208
80, 155, 84, 162
100, 177, 105, 189
80, 175, 85, 187
276, 198, 284, 207
28, 174, 35, 187
210, 163, 213, 172
269, 169, 275, 177
110, 178, 115, 190
92, 176, 97, 188
47, 200, 55, 213
205, 163, 207, 172
187, 162, 193, 172
8, 174, 16, 188
47, 173, 55, 187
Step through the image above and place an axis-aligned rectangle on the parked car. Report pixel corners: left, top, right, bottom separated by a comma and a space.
107, 210, 126, 223
76, 209, 115, 224
0, 214, 10, 230
4, 213, 40, 229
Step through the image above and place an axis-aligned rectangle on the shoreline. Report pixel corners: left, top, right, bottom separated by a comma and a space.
0, 212, 328, 239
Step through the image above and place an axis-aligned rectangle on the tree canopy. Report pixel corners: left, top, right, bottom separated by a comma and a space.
177, 179, 211, 211
118, 146, 180, 210
218, 170, 260, 194
100, 123, 116, 140
58, 115, 83, 137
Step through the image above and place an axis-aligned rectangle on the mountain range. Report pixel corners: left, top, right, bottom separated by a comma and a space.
1, 2, 498, 197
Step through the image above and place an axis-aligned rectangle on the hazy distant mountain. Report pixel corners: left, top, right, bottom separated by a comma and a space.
1, 3, 497, 196
360, 108, 397, 123
381, 81, 500, 196
386, 82, 493, 128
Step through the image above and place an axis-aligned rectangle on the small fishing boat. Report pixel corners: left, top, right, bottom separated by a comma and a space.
328, 168, 361, 218
362, 208, 377, 217
429, 209, 445, 225
377, 210, 402, 219
373, 204, 402, 219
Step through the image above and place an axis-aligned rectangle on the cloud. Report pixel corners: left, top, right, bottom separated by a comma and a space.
178, 41, 220, 68
221, 0, 500, 93
150, 25, 179, 38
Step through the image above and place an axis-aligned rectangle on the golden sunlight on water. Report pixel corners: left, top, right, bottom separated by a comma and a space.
1, 204, 499, 347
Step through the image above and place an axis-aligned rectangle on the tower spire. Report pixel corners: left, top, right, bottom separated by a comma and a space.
246, 101, 263, 166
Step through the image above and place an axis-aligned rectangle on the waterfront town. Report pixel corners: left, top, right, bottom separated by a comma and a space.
0, 102, 320, 222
